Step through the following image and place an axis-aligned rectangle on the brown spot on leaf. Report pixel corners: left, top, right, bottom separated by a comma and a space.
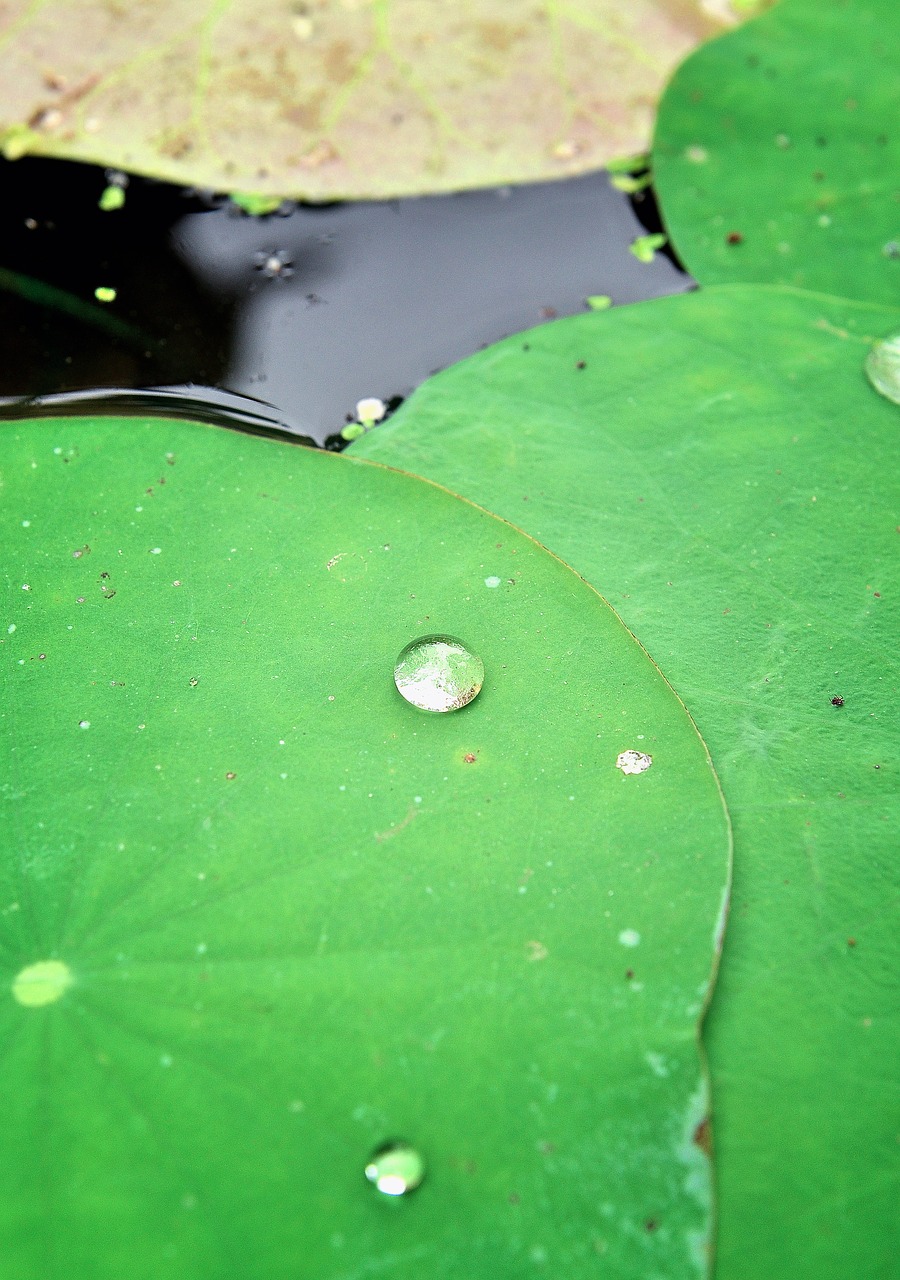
476, 21, 525, 53
157, 132, 193, 160
282, 97, 323, 130
693, 1116, 712, 1156
324, 39, 355, 85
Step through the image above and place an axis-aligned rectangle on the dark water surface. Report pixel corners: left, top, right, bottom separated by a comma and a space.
0, 155, 689, 444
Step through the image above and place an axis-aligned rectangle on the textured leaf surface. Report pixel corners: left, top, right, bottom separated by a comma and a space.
0, 0, 744, 199
0, 418, 730, 1278
653, 0, 900, 304
352, 283, 900, 1280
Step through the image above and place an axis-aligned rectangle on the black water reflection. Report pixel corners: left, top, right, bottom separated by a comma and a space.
0, 155, 689, 443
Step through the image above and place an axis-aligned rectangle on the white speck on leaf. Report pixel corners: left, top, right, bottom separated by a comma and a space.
616, 749, 653, 775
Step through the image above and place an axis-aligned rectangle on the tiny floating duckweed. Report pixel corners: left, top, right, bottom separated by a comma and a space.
616, 749, 653, 776
394, 635, 484, 713
865, 332, 900, 405
365, 1142, 425, 1197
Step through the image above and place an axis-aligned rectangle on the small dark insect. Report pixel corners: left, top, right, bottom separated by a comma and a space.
644, 1220, 659, 1233
726, 231, 744, 245
847, 938, 857, 947
575, 360, 586, 370
463, 753, 477, 764
625, 969, 634, 980
831, 695, 844, 707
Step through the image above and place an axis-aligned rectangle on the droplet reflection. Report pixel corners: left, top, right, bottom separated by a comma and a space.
365, 1141, 426, 1196
394, 635, 484, 713
865, 332, 900, 405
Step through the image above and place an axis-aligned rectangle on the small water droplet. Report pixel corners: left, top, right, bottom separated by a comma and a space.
78, 720, 90, 729
394, 635, 484, 713
616, 749, 652, 775
364, 1142, 425, 1196
619, 929, 641, 947
865, 332, 900, 405
12, 959, 73, 1006
484, 575, 502, 588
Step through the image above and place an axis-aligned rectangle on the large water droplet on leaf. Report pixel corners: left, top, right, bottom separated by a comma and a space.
364, 1142, 425, 1196
865, 333, 900, 405
394, 635, 484, 713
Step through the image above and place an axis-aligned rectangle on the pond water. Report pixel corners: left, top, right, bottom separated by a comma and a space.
0, 155, 689, 444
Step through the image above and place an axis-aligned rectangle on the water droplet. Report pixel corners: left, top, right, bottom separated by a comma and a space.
618, 929, 641, 947
365, 1142, 425, 1196
78, 720, 90, 730
615, 749, 652, 775
394, 635, 484, 713
865, 332, 900, 405
12, 959, 73, 1006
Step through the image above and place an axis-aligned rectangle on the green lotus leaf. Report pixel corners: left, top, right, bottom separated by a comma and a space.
0, 417, 730, 1278
653, 0, 899, 304
351, 282, 900, 1280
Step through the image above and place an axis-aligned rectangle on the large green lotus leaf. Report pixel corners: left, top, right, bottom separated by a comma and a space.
653, 0, 900, 305
0, 0, 751, 199
351, 283, 900, 1280
0, 417, 730, 1279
